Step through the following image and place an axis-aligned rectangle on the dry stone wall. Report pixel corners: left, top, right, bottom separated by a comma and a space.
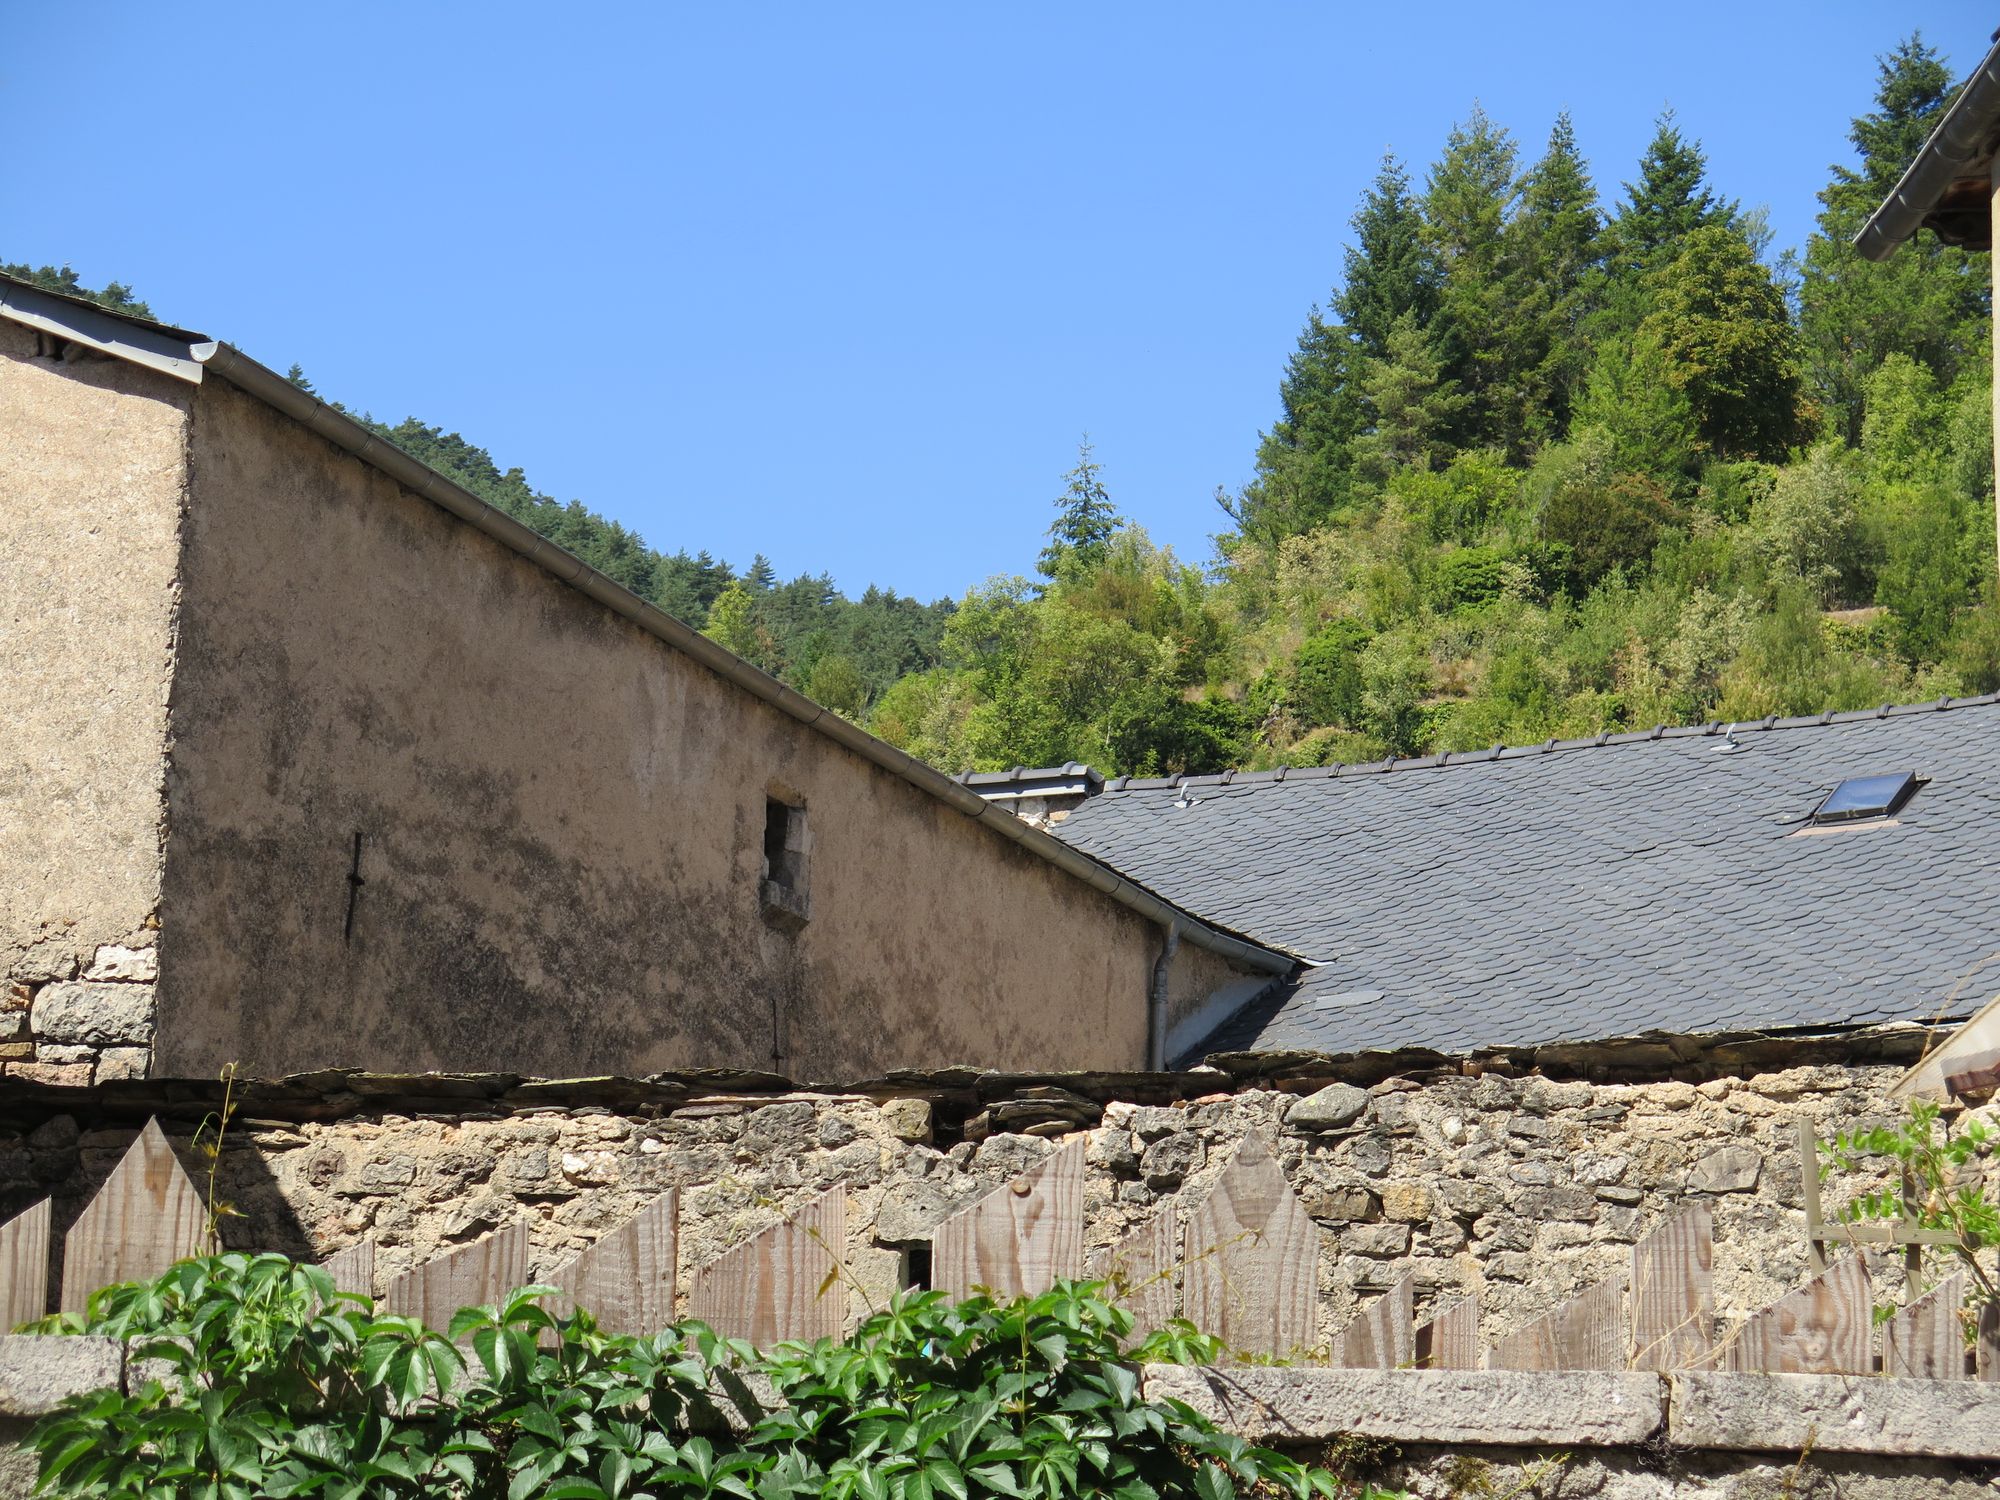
0, 1059, 1933, 1344
4, 940, 155, 1088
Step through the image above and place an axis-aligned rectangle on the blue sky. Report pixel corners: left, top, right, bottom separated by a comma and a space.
6, 4, 1991, 601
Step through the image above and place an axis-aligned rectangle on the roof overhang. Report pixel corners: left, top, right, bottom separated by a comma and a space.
1856, 33, 2000, 260
0, 272, 1293, 982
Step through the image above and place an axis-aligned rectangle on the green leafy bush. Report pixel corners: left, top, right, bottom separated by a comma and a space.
29, 1256, 1388, 1500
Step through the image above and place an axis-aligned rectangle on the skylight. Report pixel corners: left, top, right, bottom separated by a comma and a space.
1811, 771, 1920, 825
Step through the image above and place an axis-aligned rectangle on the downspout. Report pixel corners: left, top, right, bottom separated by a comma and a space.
1147, 921, 1180, 1071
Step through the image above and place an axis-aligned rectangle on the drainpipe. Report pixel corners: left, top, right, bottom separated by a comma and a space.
1147, 921, 1181, 1070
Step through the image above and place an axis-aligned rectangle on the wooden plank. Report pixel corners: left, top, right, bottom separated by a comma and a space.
61, 1119, 214, 1314
547, 1191, 678, 1336
687, 1186, 846, 1348
1978, 1298, 2000, 1381
1088, 1207, 1176, 1340
1415, 1296, 1481, 1371
1884, 1273, 1967, 1380
1337, 1275, 1413, 1369
0, 1200, 50, 1331
1182, 1132, 1320, 1360
1891, 992, 2000, 1102
380, 1221, 530, 1330
323, 1237, 375, 1300
1489, 1278, 1626, 1372
1797, 1119, 1828, 1274
1629, 1205, 1714, 1371
1726, 1254, 1872, 1375
932, 1142, 1085, 1299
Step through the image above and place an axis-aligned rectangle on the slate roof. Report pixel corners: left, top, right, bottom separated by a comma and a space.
1051, 697, 2000, 1059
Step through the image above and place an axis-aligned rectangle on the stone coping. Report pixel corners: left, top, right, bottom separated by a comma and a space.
1143, 1364, 2000, 1459
1143, 1365, 1663, 1447
1668, 1370, 2000, 1459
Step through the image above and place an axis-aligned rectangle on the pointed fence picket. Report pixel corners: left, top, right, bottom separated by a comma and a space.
381, 1221, 531, 1330
0, 1200, 49, 1333
60, 1120, 213, 1314
1488, 1277, 1626, 1372
1181, 1132, 1322, 1360
547, 1191, 678, 1337
932, 1142, 1085, 1300
1089, 1207, 1176, 1340
1415, 1296, 1481, 1370
1337, 1275, 1413, 1369
1883, 1271, 1966, 1379
686, 1187, 846, 1347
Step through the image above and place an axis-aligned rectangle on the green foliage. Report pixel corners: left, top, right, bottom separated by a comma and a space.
1039, 442, 1123, 585
1638, 225, 1804, 461
1290, 619, 1373, 729
29, 1258, 1384, 1500
1823, 1099, 2000, 1308
1540, 467, 1677, 591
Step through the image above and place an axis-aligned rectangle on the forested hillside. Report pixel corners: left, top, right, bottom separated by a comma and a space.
869, 33, 1999, 775
13, 31, 1992, 776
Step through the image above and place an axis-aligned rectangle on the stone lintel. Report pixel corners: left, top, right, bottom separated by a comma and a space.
1141, 1365, 1663, 1446
1669, 1370, 2000, 1458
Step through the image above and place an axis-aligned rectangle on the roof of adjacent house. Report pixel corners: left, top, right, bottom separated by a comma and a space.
1856, 31, 2000, 260
1052, 697, 2000, 1060
0, 272, 1287, 981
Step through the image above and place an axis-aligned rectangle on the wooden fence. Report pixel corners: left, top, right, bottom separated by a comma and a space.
9, 1119, 1997, 1377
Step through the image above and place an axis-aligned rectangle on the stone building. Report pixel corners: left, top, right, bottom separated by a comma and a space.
0, 274, 1286, 1085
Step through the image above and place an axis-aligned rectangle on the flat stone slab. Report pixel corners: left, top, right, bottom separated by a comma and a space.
0, 1336, 122, 1416
1670, 1371, 2000, 1459
1142, 1365, 1663, 1447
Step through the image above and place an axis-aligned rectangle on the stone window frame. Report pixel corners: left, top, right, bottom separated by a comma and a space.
760, 788, 811, 932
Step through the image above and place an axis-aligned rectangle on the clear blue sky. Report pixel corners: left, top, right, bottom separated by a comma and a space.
7, 4, 1991, 601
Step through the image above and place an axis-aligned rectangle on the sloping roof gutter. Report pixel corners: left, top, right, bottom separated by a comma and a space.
1855, 32, 2000, 260
0, 276, 1288, 977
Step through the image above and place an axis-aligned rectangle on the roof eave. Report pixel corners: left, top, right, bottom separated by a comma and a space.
1855, 33, 2000, 261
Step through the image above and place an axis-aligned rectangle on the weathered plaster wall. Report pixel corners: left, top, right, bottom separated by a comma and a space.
2, 1062, 1927, 1346
0, 326, 182, 1082
154, 380, 1227, 1079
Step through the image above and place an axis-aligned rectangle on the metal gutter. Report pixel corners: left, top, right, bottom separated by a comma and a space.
1855, 32, 2000, 261
12, 294, 1286, 977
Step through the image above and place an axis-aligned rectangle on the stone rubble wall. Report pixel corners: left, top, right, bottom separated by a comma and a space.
0, 1060, 1940, 1345
4, 942, 155, 1088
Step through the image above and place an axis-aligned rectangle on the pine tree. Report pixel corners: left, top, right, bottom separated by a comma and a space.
1605, 109, 1738, 278
1038, 440, 1123, 583
1509, 114, 1603, 437
745, 554, 777, 591
1421, 106, 1529, 454
1799, 33, 1989, 441
1335, 154, 1438, 358
1352, 312, 1469, 480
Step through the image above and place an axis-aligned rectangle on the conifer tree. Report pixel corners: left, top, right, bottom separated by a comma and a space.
1336, 155, 1438, 359
1509, 112, 1604, 438
1421, 106, 1528, 454
1605, 109, 1738, 278
1038, 440, 1122, 583
1352, 313, 1469, 480
1799, 33, 1989, 441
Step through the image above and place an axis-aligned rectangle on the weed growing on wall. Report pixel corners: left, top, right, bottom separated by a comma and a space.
26, 1254, 1402, 1500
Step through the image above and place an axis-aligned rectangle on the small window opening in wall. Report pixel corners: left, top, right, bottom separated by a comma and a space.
760, 795, 810, 931
903, 1241, 933, 1292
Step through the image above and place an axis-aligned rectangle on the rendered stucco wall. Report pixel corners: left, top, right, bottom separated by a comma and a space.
153, 379, 1218, 1079
0, 325, 182, 1079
